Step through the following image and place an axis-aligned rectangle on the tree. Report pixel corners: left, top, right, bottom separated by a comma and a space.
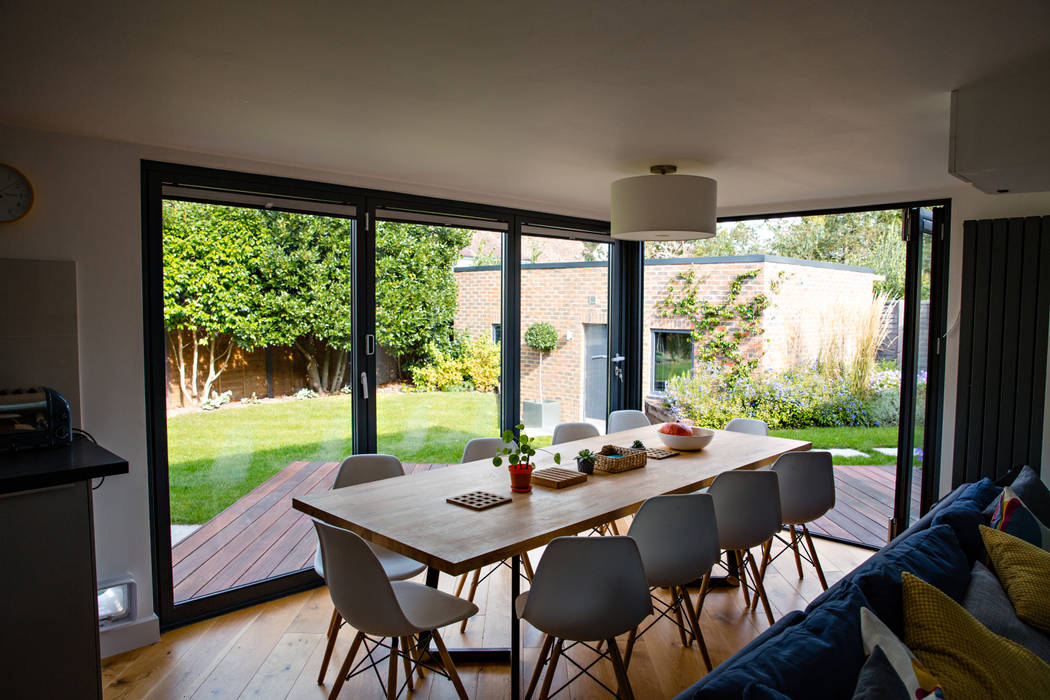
524, 322, 558, 401
375, 221, 473, 376
163, 201, 266, 405
768, 210, 905, 298
252, 210, 355, 393
645, 221, 767, 259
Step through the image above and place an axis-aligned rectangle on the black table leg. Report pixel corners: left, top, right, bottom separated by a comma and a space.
511, 554, 521, 700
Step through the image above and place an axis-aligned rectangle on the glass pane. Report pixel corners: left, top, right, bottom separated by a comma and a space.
374, 223, 501, 464
653, 332, 693, 392
163, 200, 354, 604
520, 236, 610, 435
642, 212, 908, 548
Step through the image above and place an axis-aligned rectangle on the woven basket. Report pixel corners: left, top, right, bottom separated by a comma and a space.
593, 445, 647, 473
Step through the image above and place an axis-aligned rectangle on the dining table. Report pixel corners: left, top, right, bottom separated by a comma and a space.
292, 424, 810, 699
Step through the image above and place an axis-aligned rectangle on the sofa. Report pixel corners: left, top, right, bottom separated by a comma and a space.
675, 470, 1035, 699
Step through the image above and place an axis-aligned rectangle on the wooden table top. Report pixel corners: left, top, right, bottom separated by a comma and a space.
292, 425, 810, 575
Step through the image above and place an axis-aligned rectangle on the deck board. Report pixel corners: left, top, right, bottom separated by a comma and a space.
172, 460, 914, 601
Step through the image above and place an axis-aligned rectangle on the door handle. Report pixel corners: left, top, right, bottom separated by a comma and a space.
364, 334, 375, 356
611, 354, 626, 363
591, 354, 608, 360
360, 372, 370, 400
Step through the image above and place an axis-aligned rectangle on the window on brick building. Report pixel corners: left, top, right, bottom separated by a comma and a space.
492, 323, 502, 345
652, 330, 693, 393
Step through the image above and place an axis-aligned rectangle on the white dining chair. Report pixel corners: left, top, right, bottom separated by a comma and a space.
751, 451, 835, 606
517, 536, 652, 700
314, 520, 477, 700
314, 454, 426, 685
624, 494, 719, 671
606, 410, 651, 434
708, 470, 782, 625
455, 438, 536, 631
724, 417, 769, 435
551, 421, 600, 445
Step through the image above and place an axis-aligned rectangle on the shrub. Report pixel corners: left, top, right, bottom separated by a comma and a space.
462, 335, 500, 392
665, 364, 875, 430
201, 390, 233, 411
817, 293, 891, 400
411, 347, 465, 391
293, 387, 318, 400
524, 322, 557, 352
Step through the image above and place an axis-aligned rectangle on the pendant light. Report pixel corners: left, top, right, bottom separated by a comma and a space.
610, 165, 717, 240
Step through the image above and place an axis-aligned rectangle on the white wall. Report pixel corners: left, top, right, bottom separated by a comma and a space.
2, 123, 1049, 655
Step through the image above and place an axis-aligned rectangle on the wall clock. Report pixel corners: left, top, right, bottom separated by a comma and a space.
0, 163, 34, 223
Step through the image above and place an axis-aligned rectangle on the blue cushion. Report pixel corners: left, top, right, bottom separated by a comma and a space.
931, 478, 1001, 563
850, 524, 969, 635
678, 582, 871, 699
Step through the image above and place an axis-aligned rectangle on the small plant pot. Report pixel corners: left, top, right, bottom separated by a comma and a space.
576, 458, 595, 474
508, 465, 534, 493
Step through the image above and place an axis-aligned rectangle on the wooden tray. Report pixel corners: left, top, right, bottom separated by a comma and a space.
532, 467, 587, 489
446, 491, 512, 510
645, 447, 680, 459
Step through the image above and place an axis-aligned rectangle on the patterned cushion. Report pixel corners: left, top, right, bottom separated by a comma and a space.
983, 466, 1050, 527
859, 606, 943, 698
989, 487, 1050, 552
980, 525, 1050, 633
902, 571, 1050, 696
851, 645, 912, 700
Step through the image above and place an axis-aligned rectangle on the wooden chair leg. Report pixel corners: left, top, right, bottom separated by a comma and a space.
525, 634, 554, 700
751, 539, 773, 612
609, 520, 621, 536
537, 638, 563, 700
317, 609, 342, 684
606, 636, 635, 700
746, 550, 775, 625
622, 626, 638, 669
407, 633, 426, 680
432, 629, 469, 700
399, 636, 414, 691
802, 524, 829, 590
680, 583, 713, 672
522, 552, 536, 582
733, 550, 751, 608
790, 525, 805, 579
671, 590, 690, 647
385, 636, 399, 700
327, 631, 364, 700
454, 572, 468, 597
459, 567, 482, 633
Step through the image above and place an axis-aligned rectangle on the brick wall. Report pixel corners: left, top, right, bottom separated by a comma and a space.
455, 256, 877, 419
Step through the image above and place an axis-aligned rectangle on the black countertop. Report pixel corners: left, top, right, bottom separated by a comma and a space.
0, 439, 128, 494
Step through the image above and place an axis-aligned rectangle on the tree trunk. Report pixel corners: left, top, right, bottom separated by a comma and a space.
319, 350, 331, 394
170, 330, 194, 407
190, 329, 201, 404
296, 338, 323, 392
331, 348, 347, 393
201, 336, 235, 401
538, 351, 544, 402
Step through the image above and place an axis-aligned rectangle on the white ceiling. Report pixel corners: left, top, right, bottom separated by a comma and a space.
4, 1, 1049, 218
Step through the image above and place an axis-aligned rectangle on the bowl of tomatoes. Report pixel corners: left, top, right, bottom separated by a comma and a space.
657, 422, 715, 451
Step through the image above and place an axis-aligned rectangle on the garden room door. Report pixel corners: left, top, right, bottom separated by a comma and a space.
144, 163, 367, 628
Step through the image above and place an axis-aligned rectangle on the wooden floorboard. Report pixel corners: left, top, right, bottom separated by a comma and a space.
171, 461, 911, 600
109, 528, 872, 700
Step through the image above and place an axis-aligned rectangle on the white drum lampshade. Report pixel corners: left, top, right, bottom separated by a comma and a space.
610, 167, 717, 241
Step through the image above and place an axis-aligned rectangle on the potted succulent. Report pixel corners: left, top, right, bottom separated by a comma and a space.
575, 448, 597, 474
522, 322, 561, 428
631, 439, 646, 450
493, 424, 561, 493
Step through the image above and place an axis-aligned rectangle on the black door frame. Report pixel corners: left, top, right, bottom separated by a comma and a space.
142, 161, 617, 629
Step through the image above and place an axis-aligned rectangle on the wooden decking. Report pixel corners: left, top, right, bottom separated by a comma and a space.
172, 460, 911, 601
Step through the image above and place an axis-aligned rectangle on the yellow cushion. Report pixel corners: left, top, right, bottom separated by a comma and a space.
980, 524, 1050, 633
901, 571, 1050, 697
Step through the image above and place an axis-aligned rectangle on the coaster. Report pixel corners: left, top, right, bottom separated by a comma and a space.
645, 447, 680, 459
532, 467, 587, 489
446, 491, 512, 510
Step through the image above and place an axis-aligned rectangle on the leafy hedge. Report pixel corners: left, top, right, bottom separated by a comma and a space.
665, 363, 924, 430
411, 334, 501, 392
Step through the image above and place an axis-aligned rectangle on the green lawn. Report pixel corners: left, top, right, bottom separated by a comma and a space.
770, 425, 920, 466
167, 392, 499, 524
167, 392, 910, 525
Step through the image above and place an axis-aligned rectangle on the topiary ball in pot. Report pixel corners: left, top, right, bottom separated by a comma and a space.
524, 322, 558, 352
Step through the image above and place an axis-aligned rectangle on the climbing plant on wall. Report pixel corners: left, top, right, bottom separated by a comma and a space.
657, 268, 775, 382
